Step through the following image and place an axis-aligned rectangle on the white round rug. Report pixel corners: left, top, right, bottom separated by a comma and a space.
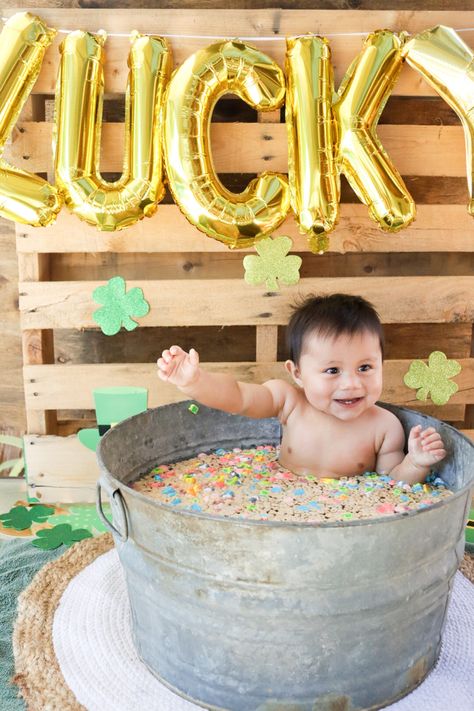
53, 549, 474, 711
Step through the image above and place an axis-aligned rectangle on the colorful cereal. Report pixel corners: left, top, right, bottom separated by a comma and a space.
132, 445, 451, 522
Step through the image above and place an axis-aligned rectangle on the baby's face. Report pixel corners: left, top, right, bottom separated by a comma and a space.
288, 329, 383, 421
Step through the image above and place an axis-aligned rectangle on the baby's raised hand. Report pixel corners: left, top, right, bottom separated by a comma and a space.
407, 425, 446, 469
157, 346, 200, 388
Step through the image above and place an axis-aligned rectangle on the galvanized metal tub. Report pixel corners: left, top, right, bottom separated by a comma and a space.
96, 401, 474, 711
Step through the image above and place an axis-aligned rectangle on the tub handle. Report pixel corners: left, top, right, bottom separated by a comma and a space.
96, 481, 129, 543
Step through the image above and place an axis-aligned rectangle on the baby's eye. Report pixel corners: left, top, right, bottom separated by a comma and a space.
324, 367, 339, 375
359, 364, 372, 372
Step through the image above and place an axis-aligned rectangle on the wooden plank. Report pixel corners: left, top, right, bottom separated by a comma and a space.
26, 484, 98, 504
5, 1, 469, 10
6, 123, 470, 176
0, 219, 25, 438
24, 434, 99, 494
3, 9, 474, 96
380, 96, 460, 125
52, 323, 473, 367
16, 251, 57, 435
16, 204, 474, 254
383, 323, 473, 360
51, 92, 464, 127
14, 82, 55, 437
255, 88, 280, 363
22, 358, 474, 409
256, 326, 279, 362
47, 251, 473, 282
18, 276, 474, 329
48, 403, 459, 425
46, 94, 460, 127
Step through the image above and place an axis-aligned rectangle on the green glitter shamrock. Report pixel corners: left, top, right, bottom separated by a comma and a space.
0, 504, 54, 531
403, 351, 461, 406
243, 235, 302, 290
92, 276, 150, 336
32, 523, 93, 550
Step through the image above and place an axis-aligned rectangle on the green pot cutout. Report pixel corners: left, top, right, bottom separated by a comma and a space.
78, 386, 148, 452
77, 429, 101, 452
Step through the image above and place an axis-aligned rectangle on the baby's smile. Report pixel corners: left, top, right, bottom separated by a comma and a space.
334, 396, 364, 408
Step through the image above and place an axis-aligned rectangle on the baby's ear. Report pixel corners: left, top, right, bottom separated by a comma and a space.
285, 359, 302, 386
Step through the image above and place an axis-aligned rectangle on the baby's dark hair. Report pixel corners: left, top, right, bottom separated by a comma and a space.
286, 293, 384, 364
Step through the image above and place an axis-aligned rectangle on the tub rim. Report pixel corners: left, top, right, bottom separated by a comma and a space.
96, 401, 474, 530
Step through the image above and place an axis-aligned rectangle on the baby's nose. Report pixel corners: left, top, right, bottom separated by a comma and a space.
340, 371, 361, 388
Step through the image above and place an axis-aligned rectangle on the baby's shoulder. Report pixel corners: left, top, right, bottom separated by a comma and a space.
373, 405, 405, 447
374, 404, 403, 425
263, 379, 301, 422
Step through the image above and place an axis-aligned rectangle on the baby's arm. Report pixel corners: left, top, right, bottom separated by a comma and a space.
157, 345, 293, 419
376, 413, 446, 485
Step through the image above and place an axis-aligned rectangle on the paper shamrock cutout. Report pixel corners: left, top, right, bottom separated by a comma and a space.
243, 235, 302, 290
0, 504, 54, 531
92, 276, 150, 336
403, 351, 461, 406
48, 503, 111, 535
32, 523, 93, 550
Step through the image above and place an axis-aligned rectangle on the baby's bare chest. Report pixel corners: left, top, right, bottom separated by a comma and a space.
280, 413, 378, 477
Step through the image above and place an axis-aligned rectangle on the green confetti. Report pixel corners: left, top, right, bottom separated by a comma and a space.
243, 235, 302, 290
403, 351, 461, 406
32, 523, 93, 550
92, 276, 150, 336
188, 403, 199, 414
0, 504, 54, 531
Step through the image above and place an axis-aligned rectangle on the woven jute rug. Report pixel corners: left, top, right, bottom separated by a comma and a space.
12, 534, 114, 711
11, 536, 474, 711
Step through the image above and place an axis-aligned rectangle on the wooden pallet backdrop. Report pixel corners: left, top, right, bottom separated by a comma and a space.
3, 8, 474, 502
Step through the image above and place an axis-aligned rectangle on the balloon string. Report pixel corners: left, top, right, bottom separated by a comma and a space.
1, 16, 474, 38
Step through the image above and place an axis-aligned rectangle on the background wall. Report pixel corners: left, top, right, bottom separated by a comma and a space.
1, 0, 473, 477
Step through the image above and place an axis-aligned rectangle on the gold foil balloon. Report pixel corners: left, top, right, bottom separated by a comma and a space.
163, 40, 290, 249
54, 30, 171, 231
0, 13, 61, 227
333, 30, 415, 232
403, 25, 474, 217
286, 36, 339, 252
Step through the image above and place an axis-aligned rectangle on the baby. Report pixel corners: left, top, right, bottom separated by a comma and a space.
157, 293, 446, 484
